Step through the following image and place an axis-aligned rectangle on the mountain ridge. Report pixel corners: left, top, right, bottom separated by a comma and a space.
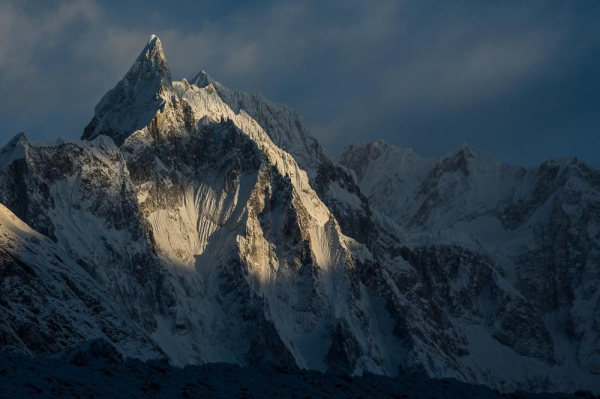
0, 35, 598, 394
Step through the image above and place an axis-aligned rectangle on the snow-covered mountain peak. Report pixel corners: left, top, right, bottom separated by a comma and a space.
449, 140, 473, 152
0, 132, 28, 170
341, 139, 427, 161
344, 139, 405, 157
338, 140, 434, 186
540, 156, 581, 170
190, 70, 215, 88
4, 132, 27, 144
134, 34, 172, 86
82, 35, 172, 145
442, 141, 491, 162
433, 141, 509, 179
1, 132, 28, 151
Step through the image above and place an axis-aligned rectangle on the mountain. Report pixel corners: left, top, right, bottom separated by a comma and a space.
0, 35, 598, 394
340, 140, 600, 387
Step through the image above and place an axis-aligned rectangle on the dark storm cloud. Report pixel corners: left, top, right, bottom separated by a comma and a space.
0, 0, 598, 166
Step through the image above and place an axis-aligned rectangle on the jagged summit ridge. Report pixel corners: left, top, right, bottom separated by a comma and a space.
81, 35, 172, 145
134, 34, 172, 86
190, 70, 215, 88
0, 133, 28, 170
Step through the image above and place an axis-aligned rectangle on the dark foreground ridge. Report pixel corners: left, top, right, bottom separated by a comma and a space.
0, 340, 593, 399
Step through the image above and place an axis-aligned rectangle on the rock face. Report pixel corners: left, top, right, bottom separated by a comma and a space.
0, 36, 598, 394
0, 202, 162, 360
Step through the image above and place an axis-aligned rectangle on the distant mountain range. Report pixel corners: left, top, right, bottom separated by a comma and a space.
1, 35, 598, 394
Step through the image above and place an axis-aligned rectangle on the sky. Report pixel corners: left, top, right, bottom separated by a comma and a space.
0, 0, 599, 166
